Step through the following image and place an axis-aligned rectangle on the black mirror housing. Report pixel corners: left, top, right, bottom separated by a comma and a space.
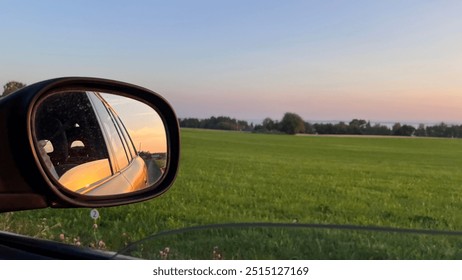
0, 77, 180, 211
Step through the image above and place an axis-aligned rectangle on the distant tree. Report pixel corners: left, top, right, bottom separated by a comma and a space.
179, 116, 249, 131
2, 81, 26, 97
368, 123, 391, 135
348, 119, 367, 134
392, 123, 402, 135
280, 112, 305, 135
334, 121, 349, 134
392, 123, 415, 136
414, 124, 427, 137
237, 120, 249, 131
313, 123, 334, 134
426, 122, 448, 137
399, 125, 416, 136
451, 125, 462, 138
262, 117, 275, 131
179, 118, 201, 128
253, 124, 264, 132
304, 122, 315, 134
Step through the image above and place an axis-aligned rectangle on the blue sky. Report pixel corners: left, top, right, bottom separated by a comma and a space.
2, 1, 462, 123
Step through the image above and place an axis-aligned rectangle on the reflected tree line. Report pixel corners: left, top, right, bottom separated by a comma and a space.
179, 113, 462, 138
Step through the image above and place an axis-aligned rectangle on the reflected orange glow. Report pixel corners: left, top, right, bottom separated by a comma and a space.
129, 127, 167, 153
59, 159, 112, 192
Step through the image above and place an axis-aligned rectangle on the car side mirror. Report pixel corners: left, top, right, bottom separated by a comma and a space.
34, 90, 168, 196
0, 77, 180, 211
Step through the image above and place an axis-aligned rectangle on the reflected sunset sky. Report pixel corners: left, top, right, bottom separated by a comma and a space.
102, 93, 167, 153
2, 1, 462, 124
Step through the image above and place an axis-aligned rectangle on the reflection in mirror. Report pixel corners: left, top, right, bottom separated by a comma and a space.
33, 90, 167, 196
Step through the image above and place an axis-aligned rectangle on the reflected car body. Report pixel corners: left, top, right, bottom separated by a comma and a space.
59, 157, 148, 195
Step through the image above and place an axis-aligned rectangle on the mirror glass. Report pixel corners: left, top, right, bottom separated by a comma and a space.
33, 90, 168, 196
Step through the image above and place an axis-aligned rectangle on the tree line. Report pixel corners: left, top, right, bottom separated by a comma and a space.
180, 113, 462, 139
179, 116, 253, 131
3, 81, 461, 139
308, 119, 462, 138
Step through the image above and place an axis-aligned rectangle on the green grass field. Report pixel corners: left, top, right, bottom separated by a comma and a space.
2, 128, 462, 259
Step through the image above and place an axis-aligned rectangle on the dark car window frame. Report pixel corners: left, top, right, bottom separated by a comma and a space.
87, 92, 130, 172
113, 111, 138, 159
105, 104, 136, 161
